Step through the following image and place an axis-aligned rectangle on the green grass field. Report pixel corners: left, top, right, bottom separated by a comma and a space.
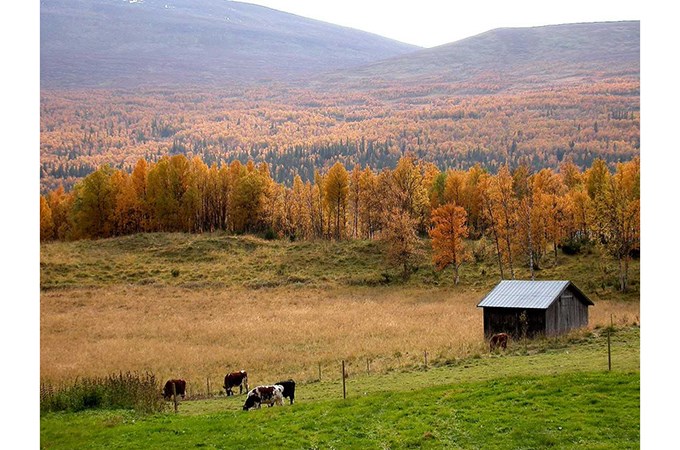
41, 327, 640, 449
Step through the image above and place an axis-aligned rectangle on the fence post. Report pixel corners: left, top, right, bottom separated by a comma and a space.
341, 360, 346, 400
207, 377, 211, 397
607, 328, 612, 371
318, 362, 322, 382
424, 351, 428, 368
366, 358, 370, 375
172, 381, 178, 413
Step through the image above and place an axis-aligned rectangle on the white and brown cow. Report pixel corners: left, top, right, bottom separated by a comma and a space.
242, 385, 284, 411
224, 370, 249, 396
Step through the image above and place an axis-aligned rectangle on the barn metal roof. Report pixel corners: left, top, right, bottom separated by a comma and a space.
477, 280, 594, 309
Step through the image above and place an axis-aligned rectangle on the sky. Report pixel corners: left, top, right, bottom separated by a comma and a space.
242, 0, 642, 48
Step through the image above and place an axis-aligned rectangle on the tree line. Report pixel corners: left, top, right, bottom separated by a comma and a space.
40, 155, 640, 291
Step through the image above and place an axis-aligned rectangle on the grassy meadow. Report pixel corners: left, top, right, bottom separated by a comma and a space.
40, 232, 640, 447
41, 326, 640, 448
40, 233, 639, 389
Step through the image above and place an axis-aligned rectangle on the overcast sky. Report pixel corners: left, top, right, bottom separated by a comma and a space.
242, 0, 642, 48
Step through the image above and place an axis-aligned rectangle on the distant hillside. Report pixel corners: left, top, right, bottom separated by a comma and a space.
40, 0, 419, 88
317, 21, 640, 94
40, 18, 640, 193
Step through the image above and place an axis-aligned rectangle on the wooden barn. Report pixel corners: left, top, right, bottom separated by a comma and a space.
477, 280, 594, 338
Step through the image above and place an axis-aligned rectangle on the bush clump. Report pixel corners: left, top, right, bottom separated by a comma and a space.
263, 228, 277, 240
559, 236, 589, 255
40, 372, 166, 415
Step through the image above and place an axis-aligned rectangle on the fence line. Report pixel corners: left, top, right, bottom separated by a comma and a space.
186, 349, 460, 399
165, 328, 618, 400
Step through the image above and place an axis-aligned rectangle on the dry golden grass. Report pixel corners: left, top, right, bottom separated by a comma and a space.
40, 233, 640, 396
41, 284, 639, 396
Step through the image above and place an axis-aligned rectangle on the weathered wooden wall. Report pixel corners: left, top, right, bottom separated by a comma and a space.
483, 308, 545, 338
545, 287, 589, 336
483, 287, 590, 338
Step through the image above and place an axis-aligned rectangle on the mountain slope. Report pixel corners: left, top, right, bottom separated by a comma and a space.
40, 0, 420, 88
317, 20, 640, 94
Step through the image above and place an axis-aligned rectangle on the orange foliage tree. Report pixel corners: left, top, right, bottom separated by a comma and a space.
40, 196, 54, 241
429, 203, 470, 284
592, 157, 640, 291
324, 162, 350, 240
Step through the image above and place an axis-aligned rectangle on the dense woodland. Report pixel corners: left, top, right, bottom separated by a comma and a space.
40, 78, 639, 193
40, 75, 639, 292
40, 153, 640, 292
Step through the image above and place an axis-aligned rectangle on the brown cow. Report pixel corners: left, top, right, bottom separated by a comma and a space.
489, 333, 509, 351
224, 370, 249, 396
163, 379, 186, 400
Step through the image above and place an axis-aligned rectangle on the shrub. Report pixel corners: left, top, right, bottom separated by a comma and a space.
263, 228, 277, 240
559, 236, 589, 255
40, 372, 166, 415
471, 238, 492, 263
380, 272, 393, 284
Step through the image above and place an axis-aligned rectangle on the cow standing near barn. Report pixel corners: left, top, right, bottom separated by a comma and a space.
224, 370, 249, 396
162, 379, 187, 400
489, 333, 509, 351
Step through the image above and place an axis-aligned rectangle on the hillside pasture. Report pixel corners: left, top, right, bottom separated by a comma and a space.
40, 233, 639, 390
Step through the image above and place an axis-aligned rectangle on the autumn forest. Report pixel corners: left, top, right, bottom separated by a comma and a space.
39, 57, 641, 292
40, 145, 640, 290
40, 78, 639, 194
39, 44, 643, 298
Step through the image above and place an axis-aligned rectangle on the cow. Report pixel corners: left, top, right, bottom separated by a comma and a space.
224, 370, 249, 396
489, 332, 510, 351
274, 379, 296, 405
242, 385, 284, 411
162, 379, 187, 400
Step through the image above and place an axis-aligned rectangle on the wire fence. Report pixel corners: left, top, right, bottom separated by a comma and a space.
41, 326, 627, 412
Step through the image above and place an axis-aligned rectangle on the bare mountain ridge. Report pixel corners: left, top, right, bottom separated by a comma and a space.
40, 0, 420, 88
316, 20, 640, 94
41, 1, 639, 93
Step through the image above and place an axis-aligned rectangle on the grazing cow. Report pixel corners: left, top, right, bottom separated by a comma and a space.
489, 333, 510, 351
223, 370, 249, 396
242, 385, 284, 411
163, 379, 187, 400
274, 379, 296, 405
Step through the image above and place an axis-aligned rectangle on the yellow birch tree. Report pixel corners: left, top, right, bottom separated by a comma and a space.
429, 203, 470, 284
